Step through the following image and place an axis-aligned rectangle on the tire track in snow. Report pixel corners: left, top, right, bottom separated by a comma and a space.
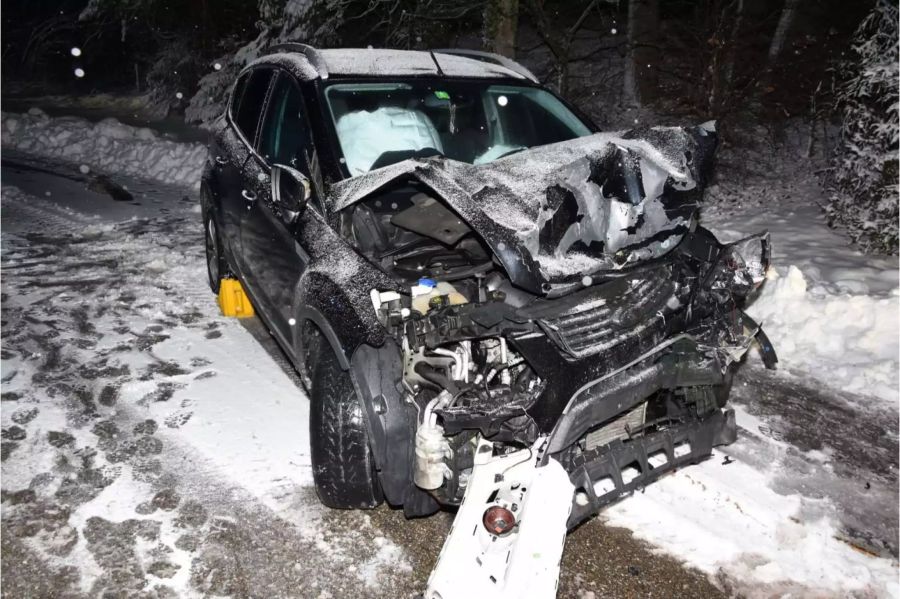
0, 184, 421, 597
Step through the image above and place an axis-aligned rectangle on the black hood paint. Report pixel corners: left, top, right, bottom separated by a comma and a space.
328, 124, 718, 295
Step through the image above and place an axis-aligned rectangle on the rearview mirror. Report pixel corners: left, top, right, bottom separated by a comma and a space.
271, 164, 311, 225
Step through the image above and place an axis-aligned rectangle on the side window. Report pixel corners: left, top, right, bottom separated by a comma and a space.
234, 69, 274, 144
229, 73, 249, 120
258, 73, 312, 175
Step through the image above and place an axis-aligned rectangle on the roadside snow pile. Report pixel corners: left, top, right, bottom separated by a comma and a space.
702, 170, 898, 405
746, 266, 899, 403
604, 437, 899, 598
1, 108, 206, 189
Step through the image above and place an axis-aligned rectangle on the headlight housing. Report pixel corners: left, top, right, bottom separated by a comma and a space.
708, 231, 771, 299
726, 232, 770, 287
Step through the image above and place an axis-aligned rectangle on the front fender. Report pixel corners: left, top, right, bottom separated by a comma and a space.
292, 268, 389, 371
292, 270, 417, 507
349, 341, 415, 505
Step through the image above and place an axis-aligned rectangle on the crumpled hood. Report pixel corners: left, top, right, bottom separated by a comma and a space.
328, 124, 718, 294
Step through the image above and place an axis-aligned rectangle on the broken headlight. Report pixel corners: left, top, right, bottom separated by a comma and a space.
708, 231, 771, 299
726, 232, 770, 287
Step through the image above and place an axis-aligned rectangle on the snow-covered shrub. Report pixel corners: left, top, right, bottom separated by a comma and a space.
826, 0, 899, 255
186, 0, 344, 127
146, 37, 205, 115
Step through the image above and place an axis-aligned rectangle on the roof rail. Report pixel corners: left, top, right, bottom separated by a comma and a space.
431, 49, 539, 83
269, 43, 329, 79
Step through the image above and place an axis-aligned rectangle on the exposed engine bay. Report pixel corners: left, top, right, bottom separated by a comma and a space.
332, 124, 777, 597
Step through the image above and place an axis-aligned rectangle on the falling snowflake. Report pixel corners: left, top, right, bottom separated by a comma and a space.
70, 47, 82, 57
74, 68, 85, 78
611, 28, 617, 34
176, 92, 184, 100
214, 63, 222, 71
79, 165, 90, 174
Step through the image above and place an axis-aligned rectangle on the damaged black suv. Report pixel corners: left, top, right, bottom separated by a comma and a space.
202, 44, 776, 558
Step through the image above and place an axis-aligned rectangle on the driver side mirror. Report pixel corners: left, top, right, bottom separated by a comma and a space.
271, 164, 311, 225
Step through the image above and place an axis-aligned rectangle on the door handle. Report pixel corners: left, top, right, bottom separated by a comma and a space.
241, 189, 257, 202
214, 155, 228, 165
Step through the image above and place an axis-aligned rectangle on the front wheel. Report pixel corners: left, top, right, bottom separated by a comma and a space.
204, 209, 229, 294
309, 333, 383, 509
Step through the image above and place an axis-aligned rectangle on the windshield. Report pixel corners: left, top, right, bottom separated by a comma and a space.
324, 81, 593, 176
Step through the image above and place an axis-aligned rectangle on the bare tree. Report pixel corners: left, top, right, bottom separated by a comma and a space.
524, 0, 602, 95
767, 0, 801, 67
722, 0, 745, 90
483, 0, 519, 57
623, 0, 659, 107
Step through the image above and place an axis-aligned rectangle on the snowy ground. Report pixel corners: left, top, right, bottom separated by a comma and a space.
1, 113, 898, 597
0, 158, 724, 598
0, 169, 421, 598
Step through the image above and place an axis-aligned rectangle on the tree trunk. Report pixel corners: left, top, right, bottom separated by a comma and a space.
483, 0, 520, 57
723, 0, 745, 90
624, 0, 660, 107
767, 0, 801, 66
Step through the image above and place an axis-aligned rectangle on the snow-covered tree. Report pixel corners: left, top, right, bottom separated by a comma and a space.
826, 0, 899, 255
186, 0, 344, 126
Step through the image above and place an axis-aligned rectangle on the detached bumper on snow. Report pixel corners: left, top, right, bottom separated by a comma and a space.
426, 439, 574, 599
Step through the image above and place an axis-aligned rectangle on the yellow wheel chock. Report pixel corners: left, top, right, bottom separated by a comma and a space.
217, 278, 255, 318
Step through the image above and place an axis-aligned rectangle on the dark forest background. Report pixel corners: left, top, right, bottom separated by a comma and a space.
2, 0, 898, 253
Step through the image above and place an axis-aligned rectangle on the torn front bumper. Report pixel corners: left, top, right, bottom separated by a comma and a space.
543, 333, 741, 527
566, 408, 736, 528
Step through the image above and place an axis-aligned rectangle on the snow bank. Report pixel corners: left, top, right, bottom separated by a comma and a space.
604, 440, 899, 598
746, 265, 899, 403
1, 108, 207, 189
703, 170, 899, 405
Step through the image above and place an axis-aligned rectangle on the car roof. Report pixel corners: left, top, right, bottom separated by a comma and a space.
320, 48, 526, 80
252, 45, 539, 83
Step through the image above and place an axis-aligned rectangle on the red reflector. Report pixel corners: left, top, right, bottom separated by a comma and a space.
483, 505, 516, 536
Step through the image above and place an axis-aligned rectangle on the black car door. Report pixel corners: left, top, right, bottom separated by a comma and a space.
239, 71, 316, 347
219, 68, 275, 273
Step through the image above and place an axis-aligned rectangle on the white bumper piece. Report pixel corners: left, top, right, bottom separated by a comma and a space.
425, 438, 575, 599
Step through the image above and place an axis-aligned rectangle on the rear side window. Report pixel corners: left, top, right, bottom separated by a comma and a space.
234, 69, 274, 144
258, 73, 311, 173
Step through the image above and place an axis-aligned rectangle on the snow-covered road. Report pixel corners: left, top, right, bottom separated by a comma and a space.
1, 116, 897, 598
0, 159, 726, 598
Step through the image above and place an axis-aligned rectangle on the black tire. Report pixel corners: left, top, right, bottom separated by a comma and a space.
309, 337, 383, 509
204, 209, 228, 294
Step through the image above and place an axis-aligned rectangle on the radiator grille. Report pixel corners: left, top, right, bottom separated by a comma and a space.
584, 402, 648, 450
539, 276, 676, 358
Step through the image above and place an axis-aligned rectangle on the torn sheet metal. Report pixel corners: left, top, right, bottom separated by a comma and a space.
425, 437, 574, 599
327, 124, 717, 292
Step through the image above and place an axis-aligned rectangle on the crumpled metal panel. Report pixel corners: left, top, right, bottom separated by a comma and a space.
328, 123, 718, 293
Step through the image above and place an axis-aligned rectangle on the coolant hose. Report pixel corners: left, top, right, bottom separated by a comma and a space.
414, 362, 460, 395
